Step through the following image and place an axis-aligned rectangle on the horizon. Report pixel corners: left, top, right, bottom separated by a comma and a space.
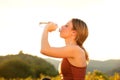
0, 51, 120, 61
0, 0, 120, 61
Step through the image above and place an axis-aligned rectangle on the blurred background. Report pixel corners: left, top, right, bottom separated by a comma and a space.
0, 0, 120, 79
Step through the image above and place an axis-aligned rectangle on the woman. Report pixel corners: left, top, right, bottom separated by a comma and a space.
40, 18, 89, 80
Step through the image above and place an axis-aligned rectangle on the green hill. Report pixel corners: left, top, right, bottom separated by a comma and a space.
0, 51, 58, 79
0, 51, 120, 79
45, 58, 61, 70
87, 59, 120, 74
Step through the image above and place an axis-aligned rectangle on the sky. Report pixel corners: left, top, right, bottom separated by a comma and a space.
0, 0, 120, 61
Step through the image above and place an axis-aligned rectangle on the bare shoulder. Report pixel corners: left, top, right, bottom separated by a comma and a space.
66, 45, 83, 57
70, 45, 86, 60
71, 45, 84, 53
68, 45, 87, 67
65, 45, 80, 53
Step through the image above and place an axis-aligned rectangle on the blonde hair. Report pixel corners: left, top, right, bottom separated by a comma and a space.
72, 18, 89, 61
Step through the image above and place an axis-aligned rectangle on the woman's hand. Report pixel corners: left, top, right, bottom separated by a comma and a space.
45, 22, 58, 32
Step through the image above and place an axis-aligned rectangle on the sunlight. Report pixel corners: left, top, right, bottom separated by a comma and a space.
0, 0, 120, 60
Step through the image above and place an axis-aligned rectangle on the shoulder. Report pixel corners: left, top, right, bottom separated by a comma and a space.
66, 45, 83, 56
65, 45, 80, 52
72, 45, 83, 53
67, 46, 87, 67
72, 45, 85, 57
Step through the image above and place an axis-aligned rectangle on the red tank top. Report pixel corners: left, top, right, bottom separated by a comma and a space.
61, 58, 87, 80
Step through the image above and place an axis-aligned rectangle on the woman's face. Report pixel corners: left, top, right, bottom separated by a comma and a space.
60, 20, 74, 39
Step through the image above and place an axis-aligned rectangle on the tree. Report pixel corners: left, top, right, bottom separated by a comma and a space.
0, 53, 58, 78
0, 59, 33, 78
86, 70, 109, 80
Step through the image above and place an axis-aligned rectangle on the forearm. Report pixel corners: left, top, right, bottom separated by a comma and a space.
40, 27, 50, 53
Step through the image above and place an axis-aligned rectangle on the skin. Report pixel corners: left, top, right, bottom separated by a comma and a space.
41, 20, 87, 67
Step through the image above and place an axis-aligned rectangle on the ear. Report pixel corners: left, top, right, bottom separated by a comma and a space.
72, 30, 77, 36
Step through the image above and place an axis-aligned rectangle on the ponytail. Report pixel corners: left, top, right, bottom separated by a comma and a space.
81, 46, 89, 62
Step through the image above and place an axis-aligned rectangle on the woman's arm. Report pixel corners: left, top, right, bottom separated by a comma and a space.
41, 27, 50, 52
41, 22, 57, 53
40, 22, 78, 58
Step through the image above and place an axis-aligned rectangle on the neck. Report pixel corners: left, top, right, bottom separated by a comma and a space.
65, 38, 77, 46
